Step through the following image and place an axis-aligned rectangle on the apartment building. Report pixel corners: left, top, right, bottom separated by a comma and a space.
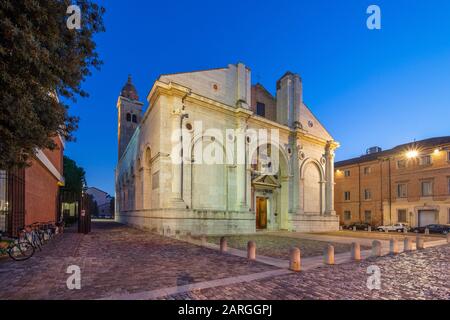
335, 137, 450, 228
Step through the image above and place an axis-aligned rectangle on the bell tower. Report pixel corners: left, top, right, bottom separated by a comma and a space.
117, 75, 144, 160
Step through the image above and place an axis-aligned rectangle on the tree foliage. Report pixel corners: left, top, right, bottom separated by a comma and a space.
63, 155, 86, 194
0, 0, 105, 169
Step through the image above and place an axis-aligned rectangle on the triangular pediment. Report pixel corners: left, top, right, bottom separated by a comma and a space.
252, 175, 280, 189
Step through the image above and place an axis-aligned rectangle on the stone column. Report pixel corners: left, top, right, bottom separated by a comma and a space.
404, 237, 412, 251
171, 111, 182, 200
351, 243, 361, 261
390, 239, 399, 254
170, 109, 187, 209
236, 121, 248, 211
371, 240, 382, 257
220, 237, 228, 253
324, 245, 335, 265
247, 241, 256, 260
325, 142, 336, 216
290, 248, 301, 272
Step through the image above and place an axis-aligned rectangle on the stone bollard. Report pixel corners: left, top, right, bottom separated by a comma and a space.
289, 247, 301, 272
424, 228, 430, 235
416, 235, 425, 250
339, 226, 343, 231
403, 228, 408, 234
247, 241, 256, 260
201, 235, 207, 246
353, 226, 356, 232
324, 245, 335, 265
371, 240, 382, 257
351, 242, 361, 261
368, 226, 372, 233
447, 233, 450, 243
404, 237, 412, 251
390, 238, 399, 254
220, 237, 228, 253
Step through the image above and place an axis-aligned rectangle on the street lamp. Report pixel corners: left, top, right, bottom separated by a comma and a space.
406, 150, 418, 159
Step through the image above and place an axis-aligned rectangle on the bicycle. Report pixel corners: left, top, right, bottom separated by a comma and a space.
0, 232, 35, 261
19, 225, 42, 252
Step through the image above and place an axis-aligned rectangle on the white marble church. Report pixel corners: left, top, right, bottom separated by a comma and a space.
115, 63, 340, 235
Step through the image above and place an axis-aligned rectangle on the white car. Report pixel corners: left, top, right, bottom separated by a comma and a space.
377, 223, 409, 233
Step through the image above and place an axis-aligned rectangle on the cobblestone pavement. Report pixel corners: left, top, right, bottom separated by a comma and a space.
164, 245, 450, 300
208, 235, 370, 259
0, 222, 276, 300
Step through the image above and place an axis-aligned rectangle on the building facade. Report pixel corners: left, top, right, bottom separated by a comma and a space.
115, 63, 339, 236
86, 187, 114, 218
335, 137, 450, 228
0, 136, 64, 236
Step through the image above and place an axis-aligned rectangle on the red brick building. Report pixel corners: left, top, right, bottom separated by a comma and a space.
335, 137, 450, 228
0, 136, 64, 236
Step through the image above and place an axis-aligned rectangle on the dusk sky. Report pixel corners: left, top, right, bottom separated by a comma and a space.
64, 0, 450, 195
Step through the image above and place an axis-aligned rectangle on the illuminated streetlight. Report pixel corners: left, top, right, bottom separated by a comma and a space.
434, 148, 440, 155
406, 150, 418, 159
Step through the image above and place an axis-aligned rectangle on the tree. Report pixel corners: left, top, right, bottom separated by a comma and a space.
63, 156, 86, 194
0, 0, 105, 169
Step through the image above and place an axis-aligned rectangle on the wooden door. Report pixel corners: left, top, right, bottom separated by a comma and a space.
256, 197, 267, 229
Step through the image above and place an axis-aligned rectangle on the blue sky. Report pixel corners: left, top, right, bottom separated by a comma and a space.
65, 0, 450, 195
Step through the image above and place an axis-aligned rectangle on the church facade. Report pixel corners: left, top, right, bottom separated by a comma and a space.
115, 63, 340, 235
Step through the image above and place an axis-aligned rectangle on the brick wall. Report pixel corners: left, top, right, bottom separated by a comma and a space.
25, 137, 64, 225
335, 144, 450, 227
250, 84, 277, 122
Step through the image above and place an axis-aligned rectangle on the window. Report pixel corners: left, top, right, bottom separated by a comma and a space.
398, 209, 407, 223
397, 183, 407, 198
363, 166, 371, 175
126, 113, 131, 122
344, 169, 351, 177
344, 211, 351, 221
419, 155, 432, 165
421, 181, 433, 197
344, 191, 351, 201
256, 102, 266, 117
152, 171, 160, 190
364, 189, 372, 200
397, 160, 406, 169
132, 114, 137, 123
364, 211, 372, 223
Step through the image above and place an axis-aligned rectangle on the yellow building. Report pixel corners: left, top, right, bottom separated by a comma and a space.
335, 137, 450, 228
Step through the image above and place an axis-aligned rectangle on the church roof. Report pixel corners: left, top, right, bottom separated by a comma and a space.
121, 75, 139, 100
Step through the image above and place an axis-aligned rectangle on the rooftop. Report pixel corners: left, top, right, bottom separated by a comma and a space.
335, 136, 450, 167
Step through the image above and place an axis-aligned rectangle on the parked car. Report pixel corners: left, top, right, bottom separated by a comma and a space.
410, 224, 450, 235
343, 223, 373, 231
377, 223, 409, 233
